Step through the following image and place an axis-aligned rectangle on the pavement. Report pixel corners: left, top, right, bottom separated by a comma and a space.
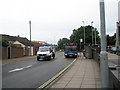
2, 56, 36, 65
47, 53, 101, 89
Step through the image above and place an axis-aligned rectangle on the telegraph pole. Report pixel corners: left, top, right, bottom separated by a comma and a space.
29, 21, 31, 56
99, 0, 109, 88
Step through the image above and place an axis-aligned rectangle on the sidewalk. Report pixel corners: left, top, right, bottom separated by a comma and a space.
2, 56, 36, 65
48, 54, 101, 88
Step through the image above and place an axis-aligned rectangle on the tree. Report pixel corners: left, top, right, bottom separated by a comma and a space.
0, 38, 9, 47
107, 33, 116, 46
57, 38, 70, 49
70, 25, 100, 44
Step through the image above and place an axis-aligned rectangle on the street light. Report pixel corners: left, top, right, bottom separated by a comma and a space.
29, 21, 31, 56
91, 21, 94, 45
99, 0, 109, 88
94, 28, 97, 45
82, 21, 85, 48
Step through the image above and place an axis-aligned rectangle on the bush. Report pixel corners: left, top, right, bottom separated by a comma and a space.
0, 38, 9, 47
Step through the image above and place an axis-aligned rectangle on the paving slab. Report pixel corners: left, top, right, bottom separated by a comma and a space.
48, 54, 101, 89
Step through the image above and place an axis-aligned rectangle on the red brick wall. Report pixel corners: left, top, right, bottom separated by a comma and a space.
11, 47, 24, 58
25, 47, 30, 56
1, 46, 7, 60
33, 47, 36, 55
2, 46, 35, 60
2, 46, 24, 60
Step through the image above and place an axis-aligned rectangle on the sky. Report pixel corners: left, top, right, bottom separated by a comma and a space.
0, 0, 119, 44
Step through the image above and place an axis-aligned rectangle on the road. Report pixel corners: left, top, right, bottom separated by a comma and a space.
108, 53, 120, 81
2, 52, 76, 88
108, 53, 119, 65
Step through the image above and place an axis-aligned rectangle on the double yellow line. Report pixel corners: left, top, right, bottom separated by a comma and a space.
36, 59, 77, 90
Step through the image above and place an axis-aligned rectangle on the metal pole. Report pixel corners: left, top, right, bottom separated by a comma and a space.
99, 0, 109, 88
95, 28, 97, 45
80, 39, 83, 57
82, 21, 85, 48
91, 21, 93, 45
29, 21, 31, 56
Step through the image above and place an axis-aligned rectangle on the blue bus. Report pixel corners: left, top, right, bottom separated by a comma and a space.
64, 43, 78, 58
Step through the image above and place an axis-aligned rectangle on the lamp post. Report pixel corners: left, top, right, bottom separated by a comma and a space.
94, 28, 97, 45
99, 0, 109, 88
82, 21, 85, 48
29, 21, 31, 56
91, 21, 94, 45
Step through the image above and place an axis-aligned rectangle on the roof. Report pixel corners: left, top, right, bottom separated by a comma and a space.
32, 42, 43, 47
1, 34, 33, 46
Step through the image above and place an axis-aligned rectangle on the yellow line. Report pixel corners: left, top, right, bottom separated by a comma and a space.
36, 59, 77, 90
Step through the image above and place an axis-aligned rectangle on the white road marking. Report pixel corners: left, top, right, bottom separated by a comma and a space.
9, 65, 33, 73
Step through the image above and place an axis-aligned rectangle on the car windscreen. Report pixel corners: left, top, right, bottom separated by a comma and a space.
39, 48, 50, 52
65, 46, 77, 51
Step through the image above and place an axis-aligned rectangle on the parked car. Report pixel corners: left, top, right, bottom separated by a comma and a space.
37, 46, 55, 61
107, 47, 112, 52
110, 47, 117, 54
116, 46, 120, 55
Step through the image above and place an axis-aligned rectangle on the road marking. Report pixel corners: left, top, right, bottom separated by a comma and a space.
36, 58, 77, 90
9, 65, 32, 73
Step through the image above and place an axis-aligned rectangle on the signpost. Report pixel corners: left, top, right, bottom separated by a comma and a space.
80, 39, 83, 57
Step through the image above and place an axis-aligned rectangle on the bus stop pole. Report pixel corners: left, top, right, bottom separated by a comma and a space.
80, 39, 83, 57
99, 0, 109, 88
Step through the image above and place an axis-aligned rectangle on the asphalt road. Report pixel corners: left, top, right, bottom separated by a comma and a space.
2, 52, 76, 88
108, 59, 119, 65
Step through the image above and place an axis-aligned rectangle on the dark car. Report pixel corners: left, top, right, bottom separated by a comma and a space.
116, 46, 120, 55
107, 47, 112, 52
111, 47, 117, 54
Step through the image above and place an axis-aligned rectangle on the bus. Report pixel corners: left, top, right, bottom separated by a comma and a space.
64, 43, 78, 58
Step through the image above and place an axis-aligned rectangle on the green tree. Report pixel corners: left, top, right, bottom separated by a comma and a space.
107, 33, 116, 45
70, 25, 100, 44
0, 38, 9, 47
57, 38, 70, 49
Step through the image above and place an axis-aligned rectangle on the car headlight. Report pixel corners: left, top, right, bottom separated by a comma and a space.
75, 54, 78, 55
65, 54, 67, 55
46, 53, 51, 56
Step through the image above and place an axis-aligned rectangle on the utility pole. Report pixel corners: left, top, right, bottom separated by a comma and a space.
82, 21, 85, 48
29, 21, 31, 56
99, 0, 109, 88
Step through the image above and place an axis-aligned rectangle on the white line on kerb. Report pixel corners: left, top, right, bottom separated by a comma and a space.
9, 65, 32, 73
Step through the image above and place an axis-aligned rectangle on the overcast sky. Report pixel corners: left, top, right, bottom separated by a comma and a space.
0, 0, 119, 44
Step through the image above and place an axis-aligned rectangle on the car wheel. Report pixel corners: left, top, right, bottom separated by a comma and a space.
37, 58, 39, 61
37, 57, 40, 61
65, 56, 68, 58
49, 56, 51, 60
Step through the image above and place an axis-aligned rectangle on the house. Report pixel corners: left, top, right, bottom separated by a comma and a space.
31, 41, 43, 55
1, 34, 35, 59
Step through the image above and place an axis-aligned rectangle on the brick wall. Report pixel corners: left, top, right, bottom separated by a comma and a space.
2, 46, 24, 60
1, 47, 7, 60
11, 47, 24, 58
2, 46, 35, 60
25, 47, 30, 56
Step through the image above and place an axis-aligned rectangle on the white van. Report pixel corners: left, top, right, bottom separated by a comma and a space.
37, 46, 55, 61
